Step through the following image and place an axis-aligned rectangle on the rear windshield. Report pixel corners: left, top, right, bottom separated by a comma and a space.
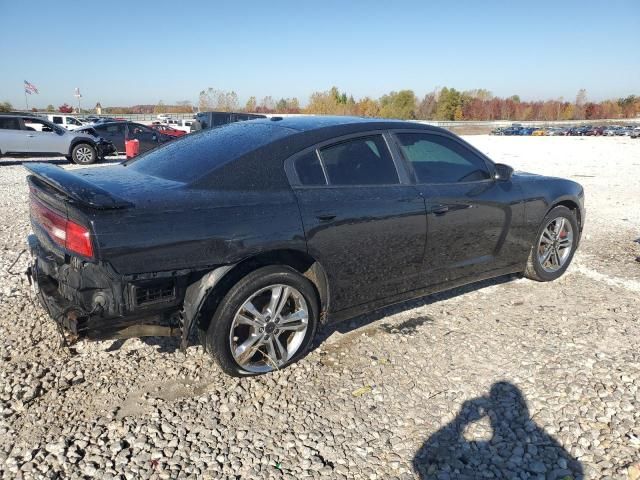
126, 121, 293, 182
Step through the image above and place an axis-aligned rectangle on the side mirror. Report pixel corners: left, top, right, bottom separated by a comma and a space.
152, 134, 158, 141
494, 163, 514, 181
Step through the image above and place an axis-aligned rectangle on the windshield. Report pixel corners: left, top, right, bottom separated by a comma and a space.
126, 121, 293, 183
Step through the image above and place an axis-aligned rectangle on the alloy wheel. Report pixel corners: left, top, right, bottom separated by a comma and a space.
228, 284, 309, 373
75, 146, 94, 163
537, 217, 574, 273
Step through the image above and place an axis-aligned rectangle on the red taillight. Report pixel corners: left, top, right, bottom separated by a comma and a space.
30, 196, 94, 258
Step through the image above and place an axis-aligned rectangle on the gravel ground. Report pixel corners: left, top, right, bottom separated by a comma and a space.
1, 136, 639, 480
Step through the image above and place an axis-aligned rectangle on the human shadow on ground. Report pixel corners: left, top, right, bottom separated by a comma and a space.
413, 381, 583, 480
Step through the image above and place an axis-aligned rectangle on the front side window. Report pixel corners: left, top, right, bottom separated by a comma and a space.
396, 133, 490, 183
319, 135, 398, 186
67, 117, 81, 125
24, 119, 55, 132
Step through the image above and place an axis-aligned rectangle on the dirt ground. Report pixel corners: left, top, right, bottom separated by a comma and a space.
0, 136, 639, 479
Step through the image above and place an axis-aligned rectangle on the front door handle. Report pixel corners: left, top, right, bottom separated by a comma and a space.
27, 134, 35, 138
432, 205, 449, 216
316, 214, 336, 221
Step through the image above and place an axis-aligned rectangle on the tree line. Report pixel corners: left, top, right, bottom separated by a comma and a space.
3, 87, 638, 120
197, 86, 639, 121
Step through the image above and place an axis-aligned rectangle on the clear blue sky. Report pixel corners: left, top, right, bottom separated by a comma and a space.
1, 0, 638, 108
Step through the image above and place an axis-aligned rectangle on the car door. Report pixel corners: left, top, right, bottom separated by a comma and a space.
129, 124, 161, 153
0, 117, 29, 153
392, 130, 524, 284
94, 124, 125, 152
289, 133, 427, 312
21, 119, 68, 154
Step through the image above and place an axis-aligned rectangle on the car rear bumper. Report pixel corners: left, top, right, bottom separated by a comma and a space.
27, 234, 182, 340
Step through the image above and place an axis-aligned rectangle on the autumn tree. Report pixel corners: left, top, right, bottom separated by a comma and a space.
153, 100, 165, 114
574, 89, 587, 120
356, 97, 380, 117
379, 90, 417, 119
245, 96, 257, 112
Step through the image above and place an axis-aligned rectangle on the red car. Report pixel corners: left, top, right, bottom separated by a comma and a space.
149, 124, 187, 137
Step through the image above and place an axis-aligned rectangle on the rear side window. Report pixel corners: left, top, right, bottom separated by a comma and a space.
319, 135, 398, 186
396, 133, 490, 183
105, 125, 124, 133
52, 116, 63, 124
127, 122, 292, 183
0, 118, 21, 130
295, 150, 326, 186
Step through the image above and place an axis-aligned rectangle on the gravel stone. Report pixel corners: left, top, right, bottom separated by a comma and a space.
1, 139, 639, 479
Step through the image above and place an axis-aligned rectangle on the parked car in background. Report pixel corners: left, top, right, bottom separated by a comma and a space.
172, 118, 196, 133
149, 124, 187, 137
0, 113, 114, 163
78, 121, 174, 154
584, 126, 604, 136
531, 128, 546, 136
25, 116, 584, 376
603, 126, 620, 136
500, 126, 523, 136
44, 114, 85, 131
195, 111, 266, 130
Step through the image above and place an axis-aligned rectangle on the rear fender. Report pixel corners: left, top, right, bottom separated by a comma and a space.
180, 264, 234, 350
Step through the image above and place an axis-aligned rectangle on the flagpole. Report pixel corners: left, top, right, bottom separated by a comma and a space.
24, 89, 29, 111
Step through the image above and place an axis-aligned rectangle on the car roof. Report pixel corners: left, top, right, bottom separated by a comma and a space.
250, 115, 437, 133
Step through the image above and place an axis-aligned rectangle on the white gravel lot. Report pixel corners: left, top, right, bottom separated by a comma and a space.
0, 136, 639, 480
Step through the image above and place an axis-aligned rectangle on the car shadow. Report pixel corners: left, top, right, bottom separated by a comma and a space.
314, 273, 519, 346
413, 381, 583, 479
0, 158, 69, 167
0, 156, 122, 167
107, 274, 519, 355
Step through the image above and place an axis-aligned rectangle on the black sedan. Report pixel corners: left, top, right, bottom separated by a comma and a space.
25, 117, 584, 376
79, 121, 174, 154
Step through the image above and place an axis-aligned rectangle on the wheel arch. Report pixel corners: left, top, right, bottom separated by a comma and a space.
181, 249, 330, 349
68, 138, 96, 156
549, 199, 582, 229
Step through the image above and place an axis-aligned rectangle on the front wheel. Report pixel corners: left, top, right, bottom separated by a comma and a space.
524, 206, 579, 282
205, 266, 319, 376
71, 143, 97, 165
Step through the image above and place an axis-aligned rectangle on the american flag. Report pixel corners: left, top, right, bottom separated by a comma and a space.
24, 80, 39, 94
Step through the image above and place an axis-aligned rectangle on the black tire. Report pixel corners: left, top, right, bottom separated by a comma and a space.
524, 206, 579, 282
205, 265, 319, 377
71, 143, 97, 165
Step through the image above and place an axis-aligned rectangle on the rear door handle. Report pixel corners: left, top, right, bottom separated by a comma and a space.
316, 214, 336, 221
27, 134, 35, 138
432, 205, 449, 216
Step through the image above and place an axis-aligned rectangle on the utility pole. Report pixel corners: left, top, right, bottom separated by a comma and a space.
74, 87, 82, 114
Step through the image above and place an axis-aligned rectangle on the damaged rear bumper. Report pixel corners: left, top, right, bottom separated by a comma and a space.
27, 234, 184, 341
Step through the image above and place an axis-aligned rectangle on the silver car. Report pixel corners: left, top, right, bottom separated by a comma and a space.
0, 114, 114, 164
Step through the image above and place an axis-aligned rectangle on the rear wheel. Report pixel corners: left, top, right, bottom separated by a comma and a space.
205, 266, 319, 376
524, 206, 579, 282
71, 143, 96, 165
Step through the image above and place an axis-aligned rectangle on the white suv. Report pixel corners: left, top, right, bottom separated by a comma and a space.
0, 114, 115, 164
